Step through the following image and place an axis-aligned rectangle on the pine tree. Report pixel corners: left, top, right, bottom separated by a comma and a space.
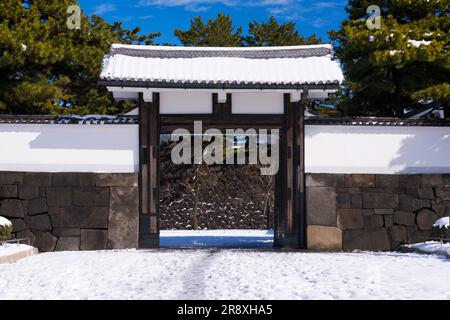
0, 0, 160, 114
245, 16, 321, 46
174, 13, 243, 47
330, 0, 450, 117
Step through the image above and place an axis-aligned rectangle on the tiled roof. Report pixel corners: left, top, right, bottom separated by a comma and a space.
1, 115, 449, 127
109, 44, 333, 59
306, 117, 450, 127
100, 44, 344, 88
0, 115, 138, 125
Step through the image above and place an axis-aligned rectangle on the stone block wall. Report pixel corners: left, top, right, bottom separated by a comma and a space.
0, 172, 138, 252
306, 173, 450, 251
160, 153, 274, 230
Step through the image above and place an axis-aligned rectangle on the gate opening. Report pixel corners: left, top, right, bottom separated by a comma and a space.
159, 132, 276, 248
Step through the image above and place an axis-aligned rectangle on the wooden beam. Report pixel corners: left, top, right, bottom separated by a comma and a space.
160, 114, 282, 133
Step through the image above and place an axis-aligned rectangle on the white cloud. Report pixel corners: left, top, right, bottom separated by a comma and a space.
139, 15, 154, 20
137, 0, 297, 11
314, 1, 343, 9
93, 3, 117, 15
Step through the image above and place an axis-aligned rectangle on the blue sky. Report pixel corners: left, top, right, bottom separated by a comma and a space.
78, 0, 348, 45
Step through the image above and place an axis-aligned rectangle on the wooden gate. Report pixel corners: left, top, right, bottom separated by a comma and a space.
138, 92, 307, 249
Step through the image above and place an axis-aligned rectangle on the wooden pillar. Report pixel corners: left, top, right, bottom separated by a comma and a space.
138, 92, 160, 248
274, 93, 306, 249
297, 88, 307, 249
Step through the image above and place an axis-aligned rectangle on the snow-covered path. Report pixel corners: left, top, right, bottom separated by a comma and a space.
0, 249, 448, 300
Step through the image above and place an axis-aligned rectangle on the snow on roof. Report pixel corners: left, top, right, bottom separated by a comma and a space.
100, 44, 344, 88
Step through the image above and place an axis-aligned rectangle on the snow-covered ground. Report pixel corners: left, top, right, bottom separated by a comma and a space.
0, 249, 448, 300
406, 241, 450, 257
160, 229, 273, 248
0, 243, 34, 257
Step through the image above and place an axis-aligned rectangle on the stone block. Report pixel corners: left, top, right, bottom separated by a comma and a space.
52, 173, 95, 187
47, 187, 72, 206
361, 187, 399, 194
337, 209, 364, 230
420, 174, 443, 187
363, 215, 384, 229
307, 225, 342, 250
55, 237, 80, 251
10, 219, 26, 232
0, 185, 17, 198
28, 214, 52, 231
39, 187, 47, 198
53, 228, 80, 237
383, 215, 394, 227
343, 229, 390, 251
351, 195, 362, 209
60, 206, 109, 229
0, 199, 24, 218
376, 175, 399, 188
336, 193, 351, 209
27, 198, 48, 215
435, 188, 450, 200
35, 232, 58, 252
393, 211, 416, 226
389, 225, 408, 243
49, 214, 59, 228
306, 174, 344, 187
399, 175, 421, 188
80, 229, 107, 250
16, 230, 36, 246
362, 193, 398, 209
417, 188, 435, 199
18, 185, 39, 200
398, 195, 430, 212
432, 203, 447, 217
96, 173, 138, 187
336, 187, 361, 195
411, 230, 433, 244
0, 172, 24, 185
444, 174, 450, 187
405, 188, 419, 196
110, 187, 138, 207
72, 187, 109, 206
306, 187, 336, 227
374, 209, 394, 215
48, 206, 60, 215
107, 206, 138, 249
416, 209, 438, 231
23, 173, 52, 186
345, 174, 375, 187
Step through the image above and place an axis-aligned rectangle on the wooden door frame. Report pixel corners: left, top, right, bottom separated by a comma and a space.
138, 92, 307, 249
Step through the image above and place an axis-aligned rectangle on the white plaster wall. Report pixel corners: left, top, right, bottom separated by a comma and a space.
305, 125, 450, 174
1, 123, 449, 174
160, 92, 212, 114
0, 124, 138, 173
232, 93, 284, 114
